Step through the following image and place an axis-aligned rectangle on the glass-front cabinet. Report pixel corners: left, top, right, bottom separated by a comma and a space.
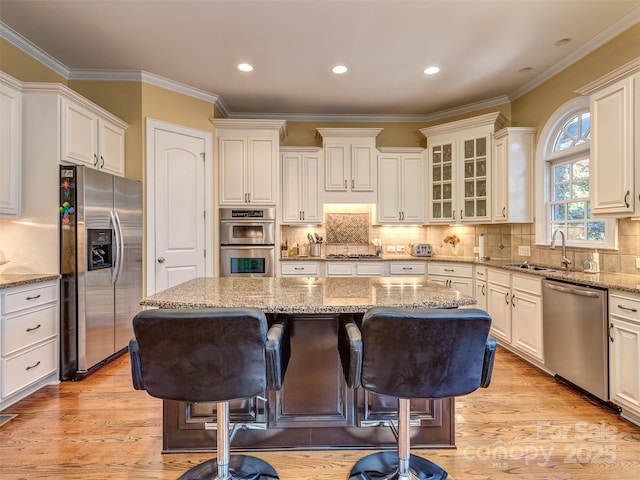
422, 113, 504, 224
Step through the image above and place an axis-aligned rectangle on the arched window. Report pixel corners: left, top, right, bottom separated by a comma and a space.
535, 97, 616, 249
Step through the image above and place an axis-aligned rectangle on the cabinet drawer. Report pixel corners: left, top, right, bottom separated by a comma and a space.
428, 263, 472, 278
2, 305, 57, 356
610, 292, 640, 323
475, 266, 487, 280
389, 262, 426, 276
357, 262, 384, 277
511, 274, 542, 295
281, 262, 319, 276
3, 283, 57, 314
326, 262, 354, 277
2, 339, 57, 398
488, 268, 511, 287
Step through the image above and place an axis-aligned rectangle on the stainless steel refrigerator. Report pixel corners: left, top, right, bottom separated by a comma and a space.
60, 165, 142, 380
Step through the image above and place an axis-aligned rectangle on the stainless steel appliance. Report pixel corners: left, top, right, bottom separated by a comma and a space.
408, 243, 433, 257
542, 279, 608, 401
60, 165, 142, 380
219, 208, 275, 277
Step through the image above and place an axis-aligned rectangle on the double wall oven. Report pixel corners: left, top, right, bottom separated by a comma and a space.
219, 208, 275, 277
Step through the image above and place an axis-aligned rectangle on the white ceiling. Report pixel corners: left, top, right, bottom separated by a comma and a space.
1, 0, 639, 120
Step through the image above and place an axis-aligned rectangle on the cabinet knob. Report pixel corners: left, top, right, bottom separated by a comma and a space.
157, 257, 165, 263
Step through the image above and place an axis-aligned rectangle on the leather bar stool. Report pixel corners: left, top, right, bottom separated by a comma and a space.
129, 308, 290, 480
339, 307, 496, 480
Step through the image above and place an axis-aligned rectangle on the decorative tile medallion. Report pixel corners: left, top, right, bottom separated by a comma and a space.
326, 213, 369, 244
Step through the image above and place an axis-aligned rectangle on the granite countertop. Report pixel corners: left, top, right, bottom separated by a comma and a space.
0, 273, 61, 290
140, 276, 477, 314
280, 254, 640, 294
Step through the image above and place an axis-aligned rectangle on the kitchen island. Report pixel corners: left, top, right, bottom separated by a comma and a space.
141, 276, 476, 452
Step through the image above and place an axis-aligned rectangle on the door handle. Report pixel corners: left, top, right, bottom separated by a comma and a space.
502, 206, 506, 217
157, 257, 165, 263
481, 284, 485, 296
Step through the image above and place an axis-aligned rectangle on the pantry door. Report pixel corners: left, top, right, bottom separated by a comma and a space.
146, 119, 213, 295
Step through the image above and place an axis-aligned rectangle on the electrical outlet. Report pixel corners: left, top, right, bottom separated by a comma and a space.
518, 246, 531, 256
387, 245, 396, 252
396, 245, 405, 252
636, 257, 640, 269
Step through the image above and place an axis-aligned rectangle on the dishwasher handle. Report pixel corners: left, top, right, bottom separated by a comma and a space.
545, 282, 601, 298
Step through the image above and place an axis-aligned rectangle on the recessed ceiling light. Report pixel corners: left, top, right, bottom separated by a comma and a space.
424, 66, 440, 75
237, 63, 253, 72
555, 38, 572, 47
519, 67, 533, 73
332, 65, 348, 74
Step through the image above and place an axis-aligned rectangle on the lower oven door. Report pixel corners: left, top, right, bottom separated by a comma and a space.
220, 245, 275, 277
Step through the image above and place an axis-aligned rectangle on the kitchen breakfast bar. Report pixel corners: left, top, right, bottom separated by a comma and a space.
140, 276, 476, 452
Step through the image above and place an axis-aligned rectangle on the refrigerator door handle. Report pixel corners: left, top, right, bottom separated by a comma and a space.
114, 211, 125, 282
110, 211, 122, 285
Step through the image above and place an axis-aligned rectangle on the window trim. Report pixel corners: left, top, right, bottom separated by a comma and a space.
534, 97, 617, 249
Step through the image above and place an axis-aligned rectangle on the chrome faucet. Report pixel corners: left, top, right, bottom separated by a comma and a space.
550, 229, 572, 269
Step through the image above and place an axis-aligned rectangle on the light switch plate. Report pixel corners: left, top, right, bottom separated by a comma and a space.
518, 246, 531, 256
387, 245, 396, 252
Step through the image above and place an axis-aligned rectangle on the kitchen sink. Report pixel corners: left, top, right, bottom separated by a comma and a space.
504, 263, 557, 272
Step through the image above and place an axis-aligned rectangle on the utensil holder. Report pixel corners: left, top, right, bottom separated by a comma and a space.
310, 243, 322, 257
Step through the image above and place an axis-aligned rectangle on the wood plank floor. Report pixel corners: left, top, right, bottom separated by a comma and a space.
1, 346, 639, 479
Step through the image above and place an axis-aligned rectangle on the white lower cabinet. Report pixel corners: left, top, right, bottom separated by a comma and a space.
609, 291, 640, 425
427, 262, 473, 296
474, 266, 487, 310
486, 268, 543, 362
1, 280, 59, 410
388, 262, 426, 276
281, 262, 320, 277
326, 262, 384, 277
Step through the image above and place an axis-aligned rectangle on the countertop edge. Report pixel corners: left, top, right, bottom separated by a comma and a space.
0, 273, 61, 290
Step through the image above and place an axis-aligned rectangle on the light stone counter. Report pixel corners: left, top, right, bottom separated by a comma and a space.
0, 273, 61, 290
140, 276, 476, 313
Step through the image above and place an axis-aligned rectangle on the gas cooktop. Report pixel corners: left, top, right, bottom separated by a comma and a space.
326, 254, 382, 259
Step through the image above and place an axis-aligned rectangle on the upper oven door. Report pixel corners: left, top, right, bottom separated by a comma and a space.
220, 220, 275, 245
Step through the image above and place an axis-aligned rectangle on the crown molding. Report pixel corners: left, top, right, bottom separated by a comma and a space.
510, 5, 640, 101
317, 128, 383, 138
377, 147, 425, 154
419, 112, 507, 137
0, 21, 70, 78
576, 56, 640, 95
210, 118, 288, 140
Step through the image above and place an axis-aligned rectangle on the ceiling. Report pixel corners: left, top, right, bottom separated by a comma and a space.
1, 0, 639, 120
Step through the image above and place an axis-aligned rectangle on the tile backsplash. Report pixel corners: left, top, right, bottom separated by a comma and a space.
281, 205, 640, 274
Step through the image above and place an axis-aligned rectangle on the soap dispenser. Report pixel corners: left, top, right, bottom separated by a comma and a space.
583, 254, 595, 273
591, 250, 600, 273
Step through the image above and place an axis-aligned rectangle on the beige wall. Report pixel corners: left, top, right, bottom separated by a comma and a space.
0, 39, 67, 83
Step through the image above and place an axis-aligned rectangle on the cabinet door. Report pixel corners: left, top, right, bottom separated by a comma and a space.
450, 277, 473, 297
493, 133, 508, 221
0, 78, 21, 216
325, 144, 349, 191
487, 282, 511, 342
460, 135, 490, 222
247, 137, 277, 204
512, 290, 543, 361
402, 154, 425, 223
98, 119, 125, 176
218, 136, 247, 204
591, 76, 635, 215
377, 155, 402, 223
351, 144, 375, 191
428, 141, 454, 223
61, 98, 99, 168
474, 280, 487, 311
301, 153, 322, 223
609, 318, 640, 411
282, 153, 303, 223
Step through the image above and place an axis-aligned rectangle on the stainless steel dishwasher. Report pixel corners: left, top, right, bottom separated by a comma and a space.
542, 279, 608, 402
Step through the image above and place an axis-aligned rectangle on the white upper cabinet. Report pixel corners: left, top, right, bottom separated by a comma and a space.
61, 96, 127, 176
578, 59, 640, 216
281, 147, 322, 224
0, 73, 22, 217
317, 128, 382, 204
492, 127, 537, 223
213, 119, 286, 206
376, 148, 425, 224
420, 112, 506, 224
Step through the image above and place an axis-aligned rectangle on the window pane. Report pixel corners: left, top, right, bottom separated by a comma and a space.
567, 202, 585, 220
443, 144, 451, 162
555, 183, 570, 200
433, 165, 441, 181
573, 159, 589, 178
464, 140, 474, 159
554, 132, 574, 151
433, 185, 441, 200
551, 204, 565, 221
554, 164, 570, 182
465, 180, 474, 198
572, 180, 589, 199
464, 160, 474, 178
568, 224, 585, 240
443, 165, 451, 181
580, 113, 590, 137
564, 116, 579, 138
587, 221, 605, 241
477, 179, 486, 197
432, 203, 441, 218
477, 159, 486, 176
476, 137, 486, 157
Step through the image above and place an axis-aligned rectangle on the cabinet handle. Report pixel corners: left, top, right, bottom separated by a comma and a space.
512, 294, 516, 307
302, 211, 305, 220
444, 268, 454, 272
402, 212, 405, 220
481, 284, 485, 296
344, 180, 347, 189
505, 292, 509, 304
26, 294, 41, 300
453, 210, 456, 220
100, 155, 105, 168
617, 304, 638, 313
26, 324, 42, 332
93, 153, 99, 166
608, 323, 614, 342
26, 361, 41, 371
624, 190, 630, 208
403, 267, 413, 271
460, 209, 463, 220
157, 257, 165, 263
502, 206, 506, 217
294, 267, 304, 270
247, 193, 251, 203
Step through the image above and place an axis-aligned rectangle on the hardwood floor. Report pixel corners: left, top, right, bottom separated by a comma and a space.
1, 346, 639, 479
